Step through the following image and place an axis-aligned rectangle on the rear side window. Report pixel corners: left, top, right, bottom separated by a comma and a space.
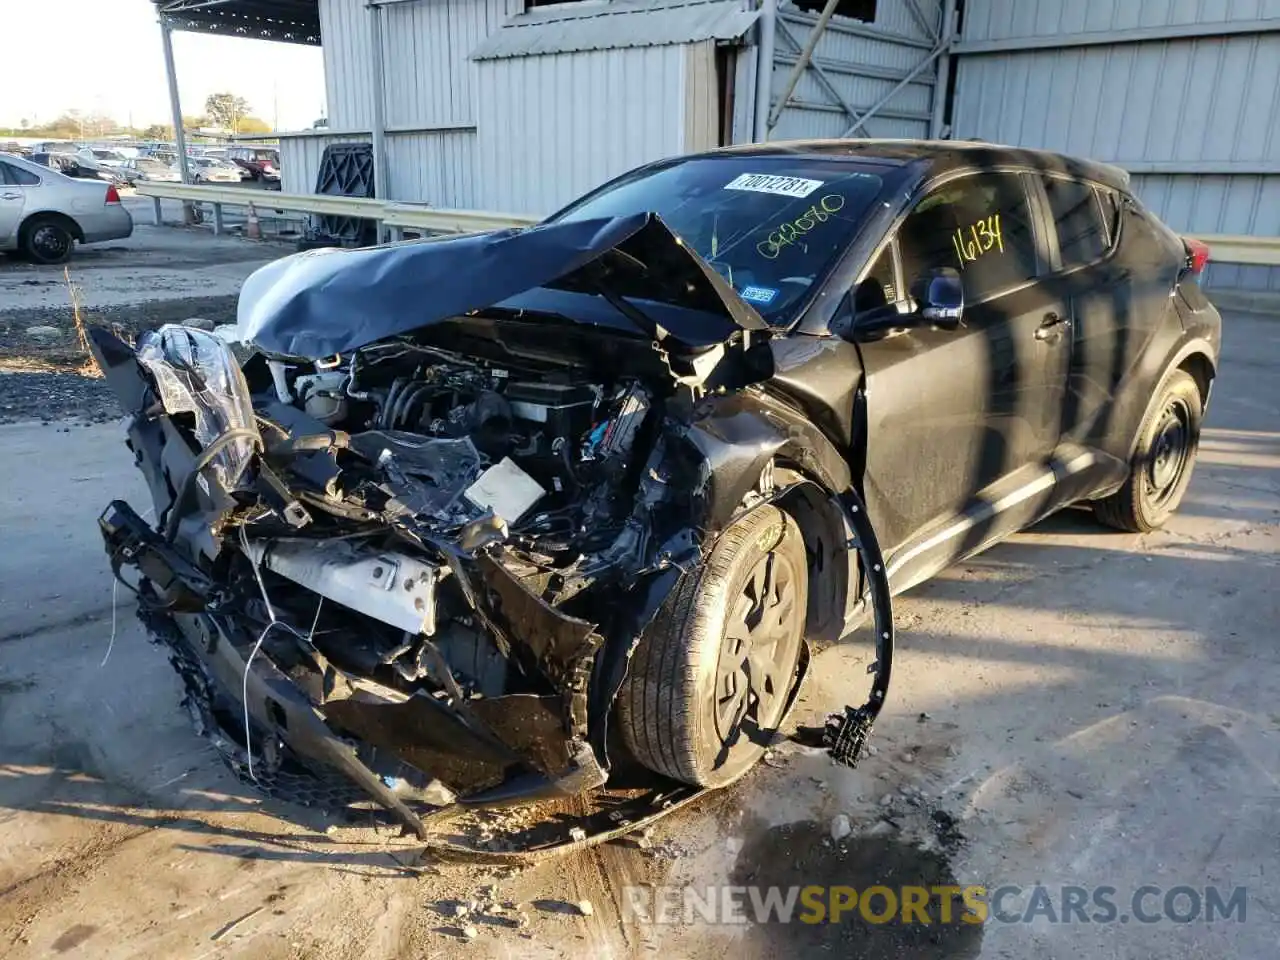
897, 172, 1038, 302
1096, 189, 1123, 245
0, 162, 39, 186
1042, 176, 1107, 267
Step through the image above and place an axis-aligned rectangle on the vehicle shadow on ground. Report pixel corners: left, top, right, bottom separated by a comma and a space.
0, 754, 427, 872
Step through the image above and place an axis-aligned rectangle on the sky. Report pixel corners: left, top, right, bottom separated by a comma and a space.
4, 0, 327, 131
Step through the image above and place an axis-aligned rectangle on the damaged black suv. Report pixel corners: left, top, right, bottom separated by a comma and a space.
92, 140, 1220, 843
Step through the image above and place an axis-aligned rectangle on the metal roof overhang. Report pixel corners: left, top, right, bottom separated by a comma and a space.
153, 0, 320, 45
469, 0, 759, 60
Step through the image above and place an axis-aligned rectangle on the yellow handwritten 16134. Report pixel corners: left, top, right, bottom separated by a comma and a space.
757, 194, 846, 260
951, 213, 1004, 267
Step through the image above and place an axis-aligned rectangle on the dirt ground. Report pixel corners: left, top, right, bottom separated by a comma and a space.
0, 208, 287, 422
0, 229, 1277, 959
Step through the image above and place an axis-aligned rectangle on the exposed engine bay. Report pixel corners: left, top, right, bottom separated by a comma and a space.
294, 341, 654, 562
248, 341, 663, 711
90, 211, 894, 850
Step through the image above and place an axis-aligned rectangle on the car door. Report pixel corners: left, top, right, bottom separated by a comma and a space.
1035, 175, 1183, 485
0, 161, 32, 243
853, 170, 1071, 591
1027, 173, 1136, 500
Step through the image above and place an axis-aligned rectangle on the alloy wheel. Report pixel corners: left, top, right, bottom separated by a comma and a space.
714, 549, 802, 743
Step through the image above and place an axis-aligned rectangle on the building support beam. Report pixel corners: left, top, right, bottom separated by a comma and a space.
368, 0, 390, 236
768, 0, 842, 133
929, 0, 957, 138
158, 16, 197, 224
903, 0, 939, 43
753, 0, 777, 141
842, 44, 945, 137
773, 18, 866, 132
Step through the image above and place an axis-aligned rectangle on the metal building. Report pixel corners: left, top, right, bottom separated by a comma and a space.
154, 0, 1280, 281
949, 0, 1280, 289
277, 0, 955, 215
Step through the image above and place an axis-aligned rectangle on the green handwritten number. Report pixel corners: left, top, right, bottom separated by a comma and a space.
755, 194, 846, 260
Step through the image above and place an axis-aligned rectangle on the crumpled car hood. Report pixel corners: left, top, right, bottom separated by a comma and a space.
236, 212, 767, 359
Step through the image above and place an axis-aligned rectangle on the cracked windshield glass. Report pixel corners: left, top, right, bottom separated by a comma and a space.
552, 156, 886, 323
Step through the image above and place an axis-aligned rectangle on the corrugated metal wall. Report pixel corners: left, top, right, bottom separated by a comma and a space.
473, 45, 691, 215
958, 0, 1280, 42
278, 130, 477, 207
766, 1, 942, 141
317, 0, 374, 131
385, 130, 479, 207
318, 0, 521, 131
952, 0, 1280, 238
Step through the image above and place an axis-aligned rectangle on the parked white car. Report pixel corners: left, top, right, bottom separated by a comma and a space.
192, 157, 245, 184
126, 157, 182, 183
0, 153, 133, 263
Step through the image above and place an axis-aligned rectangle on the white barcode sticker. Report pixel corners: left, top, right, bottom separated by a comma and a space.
724, 173, 823, 198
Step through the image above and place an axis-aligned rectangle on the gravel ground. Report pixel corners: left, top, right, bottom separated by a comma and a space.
0, 214, 279, 426
0, 373, 121, 425
0, 296, 241, 424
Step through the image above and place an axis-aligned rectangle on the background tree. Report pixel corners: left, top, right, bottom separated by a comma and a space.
204, 93, 251, 133
237, 115, 273, 134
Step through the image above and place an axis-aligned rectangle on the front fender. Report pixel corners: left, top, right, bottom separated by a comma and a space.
671, 388, 854, 537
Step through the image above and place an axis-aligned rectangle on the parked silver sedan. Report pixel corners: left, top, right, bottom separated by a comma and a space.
192, 156, 245, 185
0, 152, 133, 264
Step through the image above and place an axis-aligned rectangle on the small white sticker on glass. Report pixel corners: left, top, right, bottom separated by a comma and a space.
724, 173, 823, 198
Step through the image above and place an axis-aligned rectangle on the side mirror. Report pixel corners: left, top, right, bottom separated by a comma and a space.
909, 267, 965, 330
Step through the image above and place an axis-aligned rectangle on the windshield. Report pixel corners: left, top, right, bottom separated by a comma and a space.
550, 156, 886, 323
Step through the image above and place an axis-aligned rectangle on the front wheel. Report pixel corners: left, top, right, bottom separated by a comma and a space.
617, 505, 808, 788
1094, 369, 1202, 532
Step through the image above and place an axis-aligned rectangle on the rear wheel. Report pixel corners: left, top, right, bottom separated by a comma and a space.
617, 505, 808, 787
1094, 369, 1202, 532
20, 216, 75, 265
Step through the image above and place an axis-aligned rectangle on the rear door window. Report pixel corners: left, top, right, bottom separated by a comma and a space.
1042, 176, 1108, 267
1095, 188, 1123, 246
0, 162, 40, 186
896, 172, 1039, 302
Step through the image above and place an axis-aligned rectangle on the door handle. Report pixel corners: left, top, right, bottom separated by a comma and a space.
1034, 312, 1071, 341
0, 193, 20, 200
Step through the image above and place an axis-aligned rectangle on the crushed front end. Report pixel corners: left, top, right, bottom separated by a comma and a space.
90, 300, 754, 839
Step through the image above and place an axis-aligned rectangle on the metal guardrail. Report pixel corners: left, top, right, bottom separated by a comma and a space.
135, 182, 536, 238
1192, 234, 1280, 268
136, 183, 1280, 267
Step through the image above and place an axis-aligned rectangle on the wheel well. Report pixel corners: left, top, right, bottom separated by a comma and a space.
776, 477, 850, 646
1177, 352, 1215, 407
21, 211, 84, 243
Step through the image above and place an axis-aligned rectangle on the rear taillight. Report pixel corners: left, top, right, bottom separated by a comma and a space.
1183, 237, 1210, 275
105, 184, 121, 204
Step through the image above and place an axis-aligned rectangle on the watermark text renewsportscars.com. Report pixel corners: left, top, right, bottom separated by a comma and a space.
622, 884, 1248, 926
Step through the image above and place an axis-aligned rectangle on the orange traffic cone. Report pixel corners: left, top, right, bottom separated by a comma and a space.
245, 202, 261, 240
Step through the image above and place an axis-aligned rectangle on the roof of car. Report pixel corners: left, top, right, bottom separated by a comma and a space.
691, 138, 1131, 191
